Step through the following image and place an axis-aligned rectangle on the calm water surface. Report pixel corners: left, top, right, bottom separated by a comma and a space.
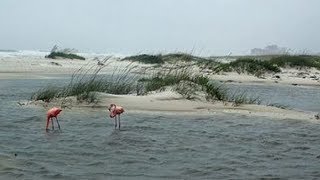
1, 78, 320, 179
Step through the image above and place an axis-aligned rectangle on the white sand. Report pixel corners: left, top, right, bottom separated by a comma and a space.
1, 55, 320, 87
209, 68, 320, 87
0, 55, 149, 79
24, 90, 316, 121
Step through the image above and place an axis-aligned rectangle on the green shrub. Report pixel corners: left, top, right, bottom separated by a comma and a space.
122, 53, 211, 64
46, 52, 85, 60
31, 86, 61, 102
213, 58, 281, 77
174, 81, 196, 100
161, 53, 207, 62
269, 55, 320, 69
122, 54, 164, 64
32, 59, 138, 103
204, 82, 227, 101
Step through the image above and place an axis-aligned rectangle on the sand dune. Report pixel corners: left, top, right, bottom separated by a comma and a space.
1, 55, 320, 87
2, 55, 319, 121
24, 90, 316, 121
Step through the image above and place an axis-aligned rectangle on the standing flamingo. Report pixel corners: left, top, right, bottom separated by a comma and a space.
46, 107, 62, 131
108, 104, 124, 129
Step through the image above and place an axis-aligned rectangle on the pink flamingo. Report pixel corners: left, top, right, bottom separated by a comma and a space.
46, 107, 62, 131
108, 104, 124, 129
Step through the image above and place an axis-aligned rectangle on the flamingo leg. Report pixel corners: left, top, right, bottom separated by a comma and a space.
51, 118, 54, 130
114, 117, 117, 129
46, 120, 49, 131
118, 115, 121, 130
56, 117, 61, 130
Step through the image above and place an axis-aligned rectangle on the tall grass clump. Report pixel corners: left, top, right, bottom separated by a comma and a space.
269, 55, 320, 69
162, 53, 209, 63
45, 45, 85, 60
139, 66, 191, 92
139, 62, 262, 105
139, 64, 227, 101
213, 58, 281, 77
122, 53, 212, 65
212, 55, 320, 77
227, 91, 261, 106
122, 54, 164, 64
46, 52, 85, 60
31, 86, 62, 102
32, 57, 139, 103
32, 56, 262, 106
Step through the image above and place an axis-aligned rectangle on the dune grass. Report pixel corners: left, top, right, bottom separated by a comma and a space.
32, 56, 261, 106
161, 53, 209, 63
34, 53, 320, 106
45, 45, 85, 60
122, 53, 320, 76
211, 55, 320, 77
122, 53, 212, 65
269, 55, 320, 69
121, 54, 164, 64
212, 58, 281, 77
138, 64, 259, 104
228, 91, 261, 106
45, 52, 85, 60
31, 57, 139, 103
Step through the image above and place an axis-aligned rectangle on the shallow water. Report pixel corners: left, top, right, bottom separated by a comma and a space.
1, 78, 320, 179
227, 83, 320, 112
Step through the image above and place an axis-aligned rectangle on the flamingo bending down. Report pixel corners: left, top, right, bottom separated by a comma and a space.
108, 104, 124, 129
46, 107, 62, 131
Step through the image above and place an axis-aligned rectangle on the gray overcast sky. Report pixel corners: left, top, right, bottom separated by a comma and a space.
0, 0, 319, 55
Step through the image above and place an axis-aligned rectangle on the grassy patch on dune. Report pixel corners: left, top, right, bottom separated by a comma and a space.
122, 53, 320, 76
46, 52, 85, 60
45, 45, 85, 60
32, 56, 261, 106
122, 54, 164, 64
32, 58, 138, 103
37, 53, 320, 106
122, 53, 211, 64
269, 55, 320, 69
212, 55, 320, 77
161, 53, 209, 63
212, 58, 281, 77
138, 65, 260, 104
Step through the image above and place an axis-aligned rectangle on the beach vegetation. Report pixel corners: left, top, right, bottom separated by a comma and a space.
211, 55, 320, 77
32, 56, 262, 106
46, 52, 85, 60
139, 65, 256, 104
122, 52, 211, 64
228, 91, 261, 106
161, 53, 209, 63
32, 57, 138, 103
212, 58, 281, 77
122, 54, 164, 64
31, 86, 61, 102
45, 45, 85, 60
269, 55, 320, 69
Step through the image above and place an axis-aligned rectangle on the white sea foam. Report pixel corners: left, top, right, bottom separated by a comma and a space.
0, 50, 48, 58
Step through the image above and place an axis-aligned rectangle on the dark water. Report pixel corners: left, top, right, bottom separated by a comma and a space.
1, 78, 320, 179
